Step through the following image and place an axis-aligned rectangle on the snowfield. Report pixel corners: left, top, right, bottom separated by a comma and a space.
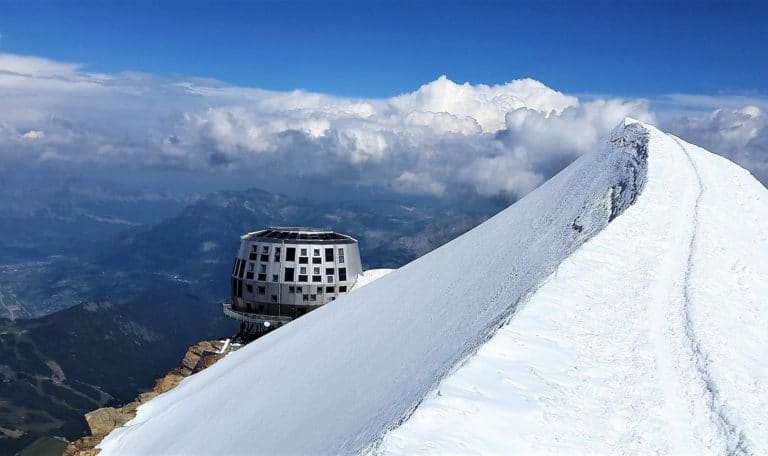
99, 120, 767, 455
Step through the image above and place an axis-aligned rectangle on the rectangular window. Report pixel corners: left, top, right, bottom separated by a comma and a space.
299, 257, 309, 264
300, 266, 307, 274
238, 260, 246, 278
325, 248, 334, 262
248, 262, 255, 272
325, 267, 334, 275
300, 248, 307, 256
317, 287, 323, 294
327, 275, 334, 284
262, 246, 269, 254
251, 245, 258, 252
270, 295, 277, 303
286, 247, 296, 262
289, 286, 295, 293
260, 254, 269, 262
338, 248, 345, 264
339, 286, 347, 293
326, 286, 335, 293
302, 294, 309, 302
232, 259, 238, 275
313, 248, 320, 256
285, 267, 295, 282
339, 268, 347, 281
312, 257, 322, 264
257, 273, 267, 281
298, 274, 308, 282
248, 252, 257, 261
312, 275, 322, 282
313, 267, 320, 274
246, 272, 254, 280
309, 294, 316, 301
274, 247, 281, 262
272, 274, 278, 282
260, 264, 267, 273
257, 286, 266, 295
296, 286, 303, 293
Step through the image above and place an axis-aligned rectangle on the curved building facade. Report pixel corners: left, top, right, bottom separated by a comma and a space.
224, 227, 363, 331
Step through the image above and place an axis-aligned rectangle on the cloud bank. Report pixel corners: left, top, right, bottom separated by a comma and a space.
1, 52, 765, 200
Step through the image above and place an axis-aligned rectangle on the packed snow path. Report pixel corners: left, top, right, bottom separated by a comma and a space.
375, 125, 767, 454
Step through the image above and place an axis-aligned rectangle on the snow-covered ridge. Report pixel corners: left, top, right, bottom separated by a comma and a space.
374, 124, 768, 455
98, 119, 766, 455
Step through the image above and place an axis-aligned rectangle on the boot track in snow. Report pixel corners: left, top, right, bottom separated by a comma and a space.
671, 134, 751, 455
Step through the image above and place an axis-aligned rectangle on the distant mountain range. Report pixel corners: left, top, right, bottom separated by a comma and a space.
0, 184, 497, 453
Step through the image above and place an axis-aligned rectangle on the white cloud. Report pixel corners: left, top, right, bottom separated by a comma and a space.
665, 105, 768, 183
0, 52, 765, 201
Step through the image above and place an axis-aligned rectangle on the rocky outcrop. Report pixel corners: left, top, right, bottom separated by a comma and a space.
64, 340, 231, 456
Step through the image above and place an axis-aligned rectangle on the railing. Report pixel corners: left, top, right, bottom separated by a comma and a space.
222, 303, 293, 325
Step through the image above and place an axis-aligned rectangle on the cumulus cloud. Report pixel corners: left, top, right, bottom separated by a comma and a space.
666, 106, 768, 183
0, 51, 765, 202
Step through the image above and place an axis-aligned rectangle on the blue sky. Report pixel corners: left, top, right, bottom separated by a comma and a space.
1, 0, 766, 98
1, 0, 767, 201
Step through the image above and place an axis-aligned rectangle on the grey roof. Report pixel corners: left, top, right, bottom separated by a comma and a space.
242, 227, 357, 243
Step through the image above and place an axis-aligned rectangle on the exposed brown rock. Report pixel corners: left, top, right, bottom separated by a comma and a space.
65, 339, 232, 456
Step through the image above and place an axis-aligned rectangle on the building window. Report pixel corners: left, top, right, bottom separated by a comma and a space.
299, 257, 309, 264
300, 248, 307, 256
257, 273, 267, 281
298, 275, 308, 282
300, 266, 307, 274
246, 284, 253, 293
296, 286, 303, 293
312, 275, 322, 282
274, 247, 281, 262
257, 286, 266, 295
326, 286, 335, 293
313, 248, 320, 256
302, 294, 309, 302
312, 257, 322, 264
262, 246, 269, 254
325, 248, 334, 262
338, 248, 345, 263
270, 295, 278, 303
317, 287, 323, 294
272, 274, 278, 282
339, 286, 347, 293
251, 245, 258, 252
289, 286, 295, 293
260, 264, 267, 273
246, 272, 254, 280
285, 267, 295, 282
339, 268, 347, 281
248, 262, 255, 272
309, 294, 316, 301
286, 247, 296, 262
327, 275, 334, 284
325, 267, 334, 275
313, 267, 320, 274
260, 254, 269, 262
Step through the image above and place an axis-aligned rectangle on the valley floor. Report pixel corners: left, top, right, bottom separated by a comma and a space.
375, 130, 768, 454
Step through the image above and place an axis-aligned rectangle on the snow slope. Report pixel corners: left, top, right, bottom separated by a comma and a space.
98, 119, 766, 455
98, 120, 648, 455
374, 125, 768, 455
